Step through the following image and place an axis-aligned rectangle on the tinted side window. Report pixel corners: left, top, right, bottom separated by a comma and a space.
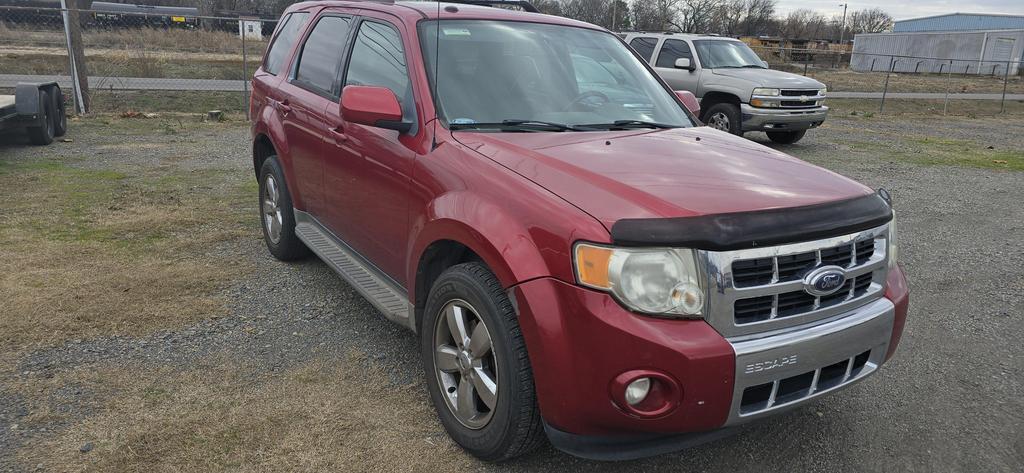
295, 16, 352, 94
629, 37, 658, 62
345, 21, 409, 101
265, 12, 309, 75
655, 39, 693, 68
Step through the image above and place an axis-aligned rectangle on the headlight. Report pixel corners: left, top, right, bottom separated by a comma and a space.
818, 88, 827, 97
887, 212, 898, 269
752, 87, 780, 96
574, 244, 705, 318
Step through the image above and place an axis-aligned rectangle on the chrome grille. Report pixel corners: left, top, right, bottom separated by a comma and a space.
699, 224, 891, 339
739, 349, 874, 415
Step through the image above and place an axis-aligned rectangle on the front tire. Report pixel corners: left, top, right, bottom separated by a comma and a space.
702, 102, 742, 136
258, 156, 309, 261
421, 262, 543, 461
766, 130, 807, 144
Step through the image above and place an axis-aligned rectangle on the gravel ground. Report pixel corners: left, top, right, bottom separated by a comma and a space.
1, 114, 1021, 472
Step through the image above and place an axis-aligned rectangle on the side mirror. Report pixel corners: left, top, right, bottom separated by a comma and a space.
760, 59, 769, 69
674, 90, 700, 115
674, 57, 694, 71
340, 85, 410, 133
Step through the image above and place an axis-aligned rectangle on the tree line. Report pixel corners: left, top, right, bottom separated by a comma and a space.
533, 0, 892, 41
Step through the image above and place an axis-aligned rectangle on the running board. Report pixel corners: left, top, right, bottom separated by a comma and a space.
293, 210, 415, 332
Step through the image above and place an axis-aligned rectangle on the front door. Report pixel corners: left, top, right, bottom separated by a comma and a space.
323, 15, 418, 285
653, 39, 702, 96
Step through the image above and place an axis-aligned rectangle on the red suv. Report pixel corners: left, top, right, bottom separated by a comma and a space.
250, 0, 909, 461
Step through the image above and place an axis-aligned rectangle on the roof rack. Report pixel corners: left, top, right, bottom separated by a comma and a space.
438, 1, 540, 13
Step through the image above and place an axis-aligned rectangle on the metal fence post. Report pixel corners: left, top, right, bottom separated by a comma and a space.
1001, 60, 1011, 114
880, 56, 894, 113
242, 29, 249, 120
943, 61, 952, 116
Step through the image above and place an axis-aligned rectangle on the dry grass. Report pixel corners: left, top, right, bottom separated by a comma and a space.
0, 122, 254, 356
807, 69, 1024, 95
0, 21, 267, 55
16, 352, 478, 472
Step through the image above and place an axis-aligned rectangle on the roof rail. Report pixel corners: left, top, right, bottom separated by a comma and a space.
438, 1, 540, 13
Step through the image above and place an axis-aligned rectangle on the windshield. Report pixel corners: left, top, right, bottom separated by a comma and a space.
419, 20, 694, 131
693, 40, 766, 69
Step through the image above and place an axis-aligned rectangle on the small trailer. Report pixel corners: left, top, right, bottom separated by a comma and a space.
0, 82, 68, 146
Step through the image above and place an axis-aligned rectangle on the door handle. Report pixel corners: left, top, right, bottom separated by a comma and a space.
278, 100, 292, 115
329, 126, 348, 143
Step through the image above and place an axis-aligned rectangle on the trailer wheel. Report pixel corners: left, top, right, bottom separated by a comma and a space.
51, 88, 67, 137
26, 90, 55, 146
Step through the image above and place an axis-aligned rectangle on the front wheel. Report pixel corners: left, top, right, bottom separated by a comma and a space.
421, 262, 543, 461
767, 130, 807, 144
702, 103, 742, 135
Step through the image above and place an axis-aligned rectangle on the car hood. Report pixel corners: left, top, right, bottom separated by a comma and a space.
710, 68, 825, 89
454, 127, 872, 230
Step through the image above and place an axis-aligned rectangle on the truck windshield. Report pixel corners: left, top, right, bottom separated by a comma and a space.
693, 40, 766, 69
419, 20, 693, 131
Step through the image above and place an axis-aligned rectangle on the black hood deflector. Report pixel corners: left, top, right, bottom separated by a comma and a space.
610, 191, 893, 251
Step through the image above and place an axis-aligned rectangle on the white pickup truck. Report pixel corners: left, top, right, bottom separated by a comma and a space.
0, 82, 67, 145
623, 33, 827, 144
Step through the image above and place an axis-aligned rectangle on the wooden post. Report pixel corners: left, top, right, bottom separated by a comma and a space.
65, 0, 91, 113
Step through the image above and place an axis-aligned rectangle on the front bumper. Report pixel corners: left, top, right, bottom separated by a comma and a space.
512, 266, 908, 460
740, 103, 828, 132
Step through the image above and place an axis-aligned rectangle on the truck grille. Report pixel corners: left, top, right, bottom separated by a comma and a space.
700, 224, 891, 338
780, 89, 820, 96
778, 89, 823, 109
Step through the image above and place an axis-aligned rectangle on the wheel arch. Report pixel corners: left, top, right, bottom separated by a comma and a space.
699, 90, 742, 118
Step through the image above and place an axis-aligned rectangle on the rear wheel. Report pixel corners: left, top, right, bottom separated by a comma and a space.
421, 262, 543, 461
702, 103, 742, 135
767, 130, 807, 144
26, 90, 54, 146
258, 156, 309, 261
51, 88, 67, 137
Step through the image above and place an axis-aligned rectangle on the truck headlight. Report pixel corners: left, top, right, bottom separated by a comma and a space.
752, 87, 780, 96
818, 88, 827, 97
574, 244, 704, 318
887, 212, 898, 269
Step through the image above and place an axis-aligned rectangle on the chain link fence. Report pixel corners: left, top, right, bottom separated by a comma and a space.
2, 6, 1022, 117
1, 5, 277, 115
749, 45, 1024, 114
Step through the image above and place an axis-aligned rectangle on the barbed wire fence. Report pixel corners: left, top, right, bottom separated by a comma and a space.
2, 6, 1022, 117
0, 5, 278, 117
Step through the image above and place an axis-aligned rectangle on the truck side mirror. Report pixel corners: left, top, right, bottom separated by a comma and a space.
674, 58, 694, 71
340, 85, 411, 133
674, 90, 700, 115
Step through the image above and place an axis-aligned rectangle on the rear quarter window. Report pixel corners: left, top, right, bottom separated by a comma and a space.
264, 12, 310, 76
628, 37, 658, 62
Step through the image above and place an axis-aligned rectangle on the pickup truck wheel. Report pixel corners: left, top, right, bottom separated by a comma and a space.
422, 262, 543, 461
766, 130, 807, 144
258, 156, 309, 261
703, 103, 742, 136
26, 90, 55, 146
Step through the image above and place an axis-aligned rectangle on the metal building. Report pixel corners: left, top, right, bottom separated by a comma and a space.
894, 13, 1024, 32
852, 13, 1024, 75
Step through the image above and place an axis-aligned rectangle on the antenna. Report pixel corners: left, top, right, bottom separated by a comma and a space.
431, 0, 442, 150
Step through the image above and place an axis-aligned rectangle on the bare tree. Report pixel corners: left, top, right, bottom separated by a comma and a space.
741, 0, 775, 36
716, 0, 745, 35
781, 8, 828, 39
630, 0, 679, 32
848, 7, 893, 34
677, 0, 720, 33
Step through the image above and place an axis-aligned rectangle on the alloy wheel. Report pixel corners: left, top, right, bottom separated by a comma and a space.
708, 112, 731, 131
262, 174, 283, 244
433, 299, 498, 429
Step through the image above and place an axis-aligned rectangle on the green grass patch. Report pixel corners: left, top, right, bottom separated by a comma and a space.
848, 135, 1023, 171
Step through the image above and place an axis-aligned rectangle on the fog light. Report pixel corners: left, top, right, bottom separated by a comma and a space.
625, 378, 651, 406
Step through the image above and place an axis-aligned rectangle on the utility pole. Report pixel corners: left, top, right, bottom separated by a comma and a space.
611, 0, 617, 32
838, 3, 848, 46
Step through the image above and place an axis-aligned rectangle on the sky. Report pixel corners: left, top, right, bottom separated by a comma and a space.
773, 0, 1024, 21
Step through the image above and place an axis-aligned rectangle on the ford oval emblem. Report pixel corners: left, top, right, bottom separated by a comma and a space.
803, 266, 847, 297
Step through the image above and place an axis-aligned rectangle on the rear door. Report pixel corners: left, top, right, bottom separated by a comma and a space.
277, 12, 355, 219
627, 36, 659, 63
652, 39, 702, 95
322, 13, 418, 284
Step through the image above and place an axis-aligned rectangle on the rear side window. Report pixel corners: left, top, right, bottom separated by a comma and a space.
264, 12, 309, 76
655, 39, 693, 68
629, 37, 658, 62
295, 16, 353, 95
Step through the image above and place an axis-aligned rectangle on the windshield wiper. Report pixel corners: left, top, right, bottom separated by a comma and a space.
450, 119, 588, 132
741, 64, 767, 68
578, 120, 679, 130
